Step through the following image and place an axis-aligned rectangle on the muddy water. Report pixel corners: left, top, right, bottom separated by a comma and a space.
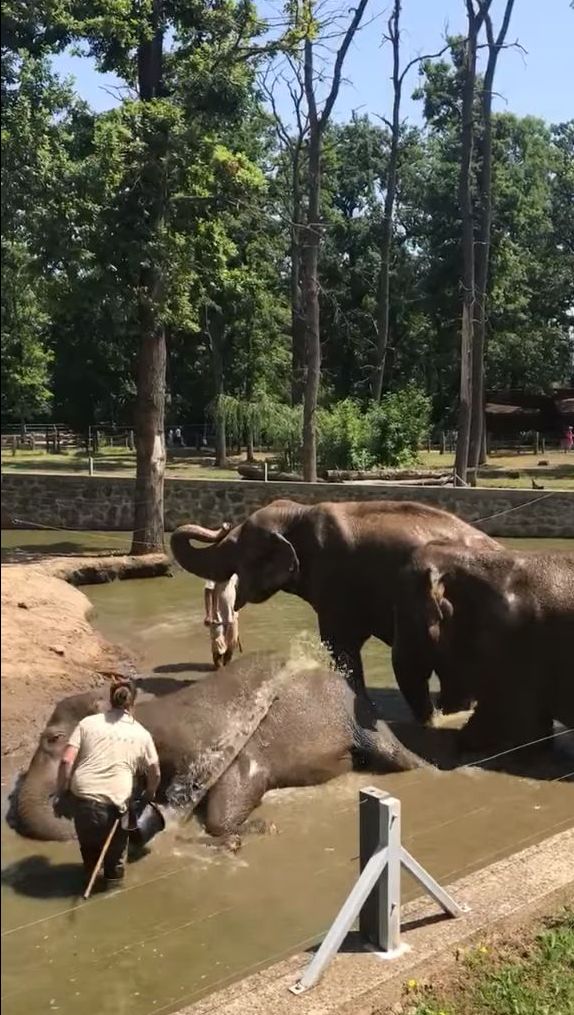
2, 531, 573, 1015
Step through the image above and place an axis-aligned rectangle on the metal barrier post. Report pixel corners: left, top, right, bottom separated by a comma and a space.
290, 787, 467, 996
359, 787, 401, 953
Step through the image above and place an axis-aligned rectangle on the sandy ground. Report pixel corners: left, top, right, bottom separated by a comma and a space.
1, 554, 168, 756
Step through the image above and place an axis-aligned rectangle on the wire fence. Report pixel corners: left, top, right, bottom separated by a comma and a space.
2, 512, 573, 1010
2, 726, 572, 1012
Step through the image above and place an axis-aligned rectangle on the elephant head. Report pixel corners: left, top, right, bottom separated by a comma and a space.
393, 547, 477, 724
12, 690, 108, 840
170, 501, 303, 609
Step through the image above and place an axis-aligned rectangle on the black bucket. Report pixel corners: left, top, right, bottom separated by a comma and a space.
130, 801, 166, 847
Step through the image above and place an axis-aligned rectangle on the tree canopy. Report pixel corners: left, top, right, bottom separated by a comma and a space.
2, 4, 573, 456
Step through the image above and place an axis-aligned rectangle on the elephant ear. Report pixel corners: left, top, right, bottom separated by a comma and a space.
262, 530, 300, 585
424, 566, 453, 641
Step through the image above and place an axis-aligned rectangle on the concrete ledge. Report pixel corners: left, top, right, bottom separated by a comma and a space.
2, 473, 574, 537
177, 827, 574, 1015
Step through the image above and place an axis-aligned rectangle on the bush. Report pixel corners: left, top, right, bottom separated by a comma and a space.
317, 399, 374, 471
365, 386, 431, 467
210, 385, 431, 474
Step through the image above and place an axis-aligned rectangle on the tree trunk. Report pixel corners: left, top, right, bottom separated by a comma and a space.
291, 152, 306, 405
246, 424, 255, 462
454, 10, 479, 487
208, 309, 227, 468
131, 277, 166, 554
469, 0, 515, 476
301, 120, 321, 483
130, 0, 166, 554
372, 2, 402, 402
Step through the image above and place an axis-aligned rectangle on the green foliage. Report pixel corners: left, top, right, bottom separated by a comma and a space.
1, 15, 572, 436
317, 399, 373, 470
409, 909, 574, 1015
366, 386, 432, 467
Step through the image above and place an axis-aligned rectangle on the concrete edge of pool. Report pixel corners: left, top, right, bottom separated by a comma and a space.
176, 826, 574, 1015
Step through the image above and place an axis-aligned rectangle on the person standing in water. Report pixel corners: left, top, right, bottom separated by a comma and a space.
191, 521, 241, 669
54, 678, 160, 886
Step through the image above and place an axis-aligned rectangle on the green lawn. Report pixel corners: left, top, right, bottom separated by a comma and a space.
2, 446, 573, 489
0, 446, 241, 481
401, 908, 574, 1015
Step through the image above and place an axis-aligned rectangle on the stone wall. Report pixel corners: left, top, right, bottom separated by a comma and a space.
2, 472, 574, 538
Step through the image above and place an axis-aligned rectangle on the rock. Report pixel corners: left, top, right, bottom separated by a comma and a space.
49, 645, 66, 656
17, 602, 29, 609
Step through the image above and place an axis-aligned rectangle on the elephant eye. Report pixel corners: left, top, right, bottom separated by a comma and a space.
46, 733, 64, 744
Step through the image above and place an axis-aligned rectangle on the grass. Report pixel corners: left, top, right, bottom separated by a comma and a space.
0, 446, 241, 481
417, 450, 574, 490
401, 908, 574, 1015
2, 446, 573, 488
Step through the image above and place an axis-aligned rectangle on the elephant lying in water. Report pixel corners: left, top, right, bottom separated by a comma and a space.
12, 653, 423, 843
392, 544, 574, 752
170, 499, 498, 695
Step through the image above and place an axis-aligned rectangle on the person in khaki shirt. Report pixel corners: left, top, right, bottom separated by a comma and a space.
55, 678, 160, 886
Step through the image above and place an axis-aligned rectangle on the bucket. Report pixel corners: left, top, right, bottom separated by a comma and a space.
130, 801, 166, 847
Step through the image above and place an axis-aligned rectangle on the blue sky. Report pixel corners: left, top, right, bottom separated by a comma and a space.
53, 0, 573, 125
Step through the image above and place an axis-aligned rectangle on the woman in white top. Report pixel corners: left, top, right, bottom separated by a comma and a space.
55, 678, 160, 885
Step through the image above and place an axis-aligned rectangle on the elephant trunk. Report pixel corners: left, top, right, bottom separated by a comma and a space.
170, 525, 238, 581
13, 756, 75, 841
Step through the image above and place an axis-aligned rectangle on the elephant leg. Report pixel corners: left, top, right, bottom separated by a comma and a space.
204, 753, 268, 841
319, 623, 366, 695
391, 639, 436, 726
459, 694, 552, 757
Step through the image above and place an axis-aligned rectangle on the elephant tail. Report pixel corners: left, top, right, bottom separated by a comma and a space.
357, 722, 425, 772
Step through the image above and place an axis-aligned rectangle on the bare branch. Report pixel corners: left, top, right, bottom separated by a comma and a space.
399, 41, 452, 84
320, 0, 370, 129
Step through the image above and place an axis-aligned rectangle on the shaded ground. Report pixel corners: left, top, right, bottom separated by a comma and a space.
0, 554, 167, 755
2, 447, 573, 488
398, 904, 574, 1015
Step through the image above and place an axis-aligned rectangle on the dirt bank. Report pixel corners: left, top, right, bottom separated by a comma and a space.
1, 553, 169, 756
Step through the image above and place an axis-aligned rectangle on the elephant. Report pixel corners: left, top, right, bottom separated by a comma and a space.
392, 542, 574, 752
10, 652, 424, 844
170, 499, 498, 695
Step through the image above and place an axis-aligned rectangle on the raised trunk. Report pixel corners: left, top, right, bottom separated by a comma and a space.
454, 11, 479, 488
170, 524, 238, 580
130, 2, 167, 555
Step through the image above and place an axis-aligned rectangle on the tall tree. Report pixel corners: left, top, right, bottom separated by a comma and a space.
372, 1, 447, 401
261, 66, 309, 405
454, 0, 492, 486
468, 0, 516, 479
300, 0, 370, 482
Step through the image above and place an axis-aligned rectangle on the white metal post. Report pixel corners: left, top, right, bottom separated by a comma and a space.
290, 787, 467, 995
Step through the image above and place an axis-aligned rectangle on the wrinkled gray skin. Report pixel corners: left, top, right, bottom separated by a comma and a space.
392, 544, 574, 751
11, 653, 423, 843
170, 500, 498, 695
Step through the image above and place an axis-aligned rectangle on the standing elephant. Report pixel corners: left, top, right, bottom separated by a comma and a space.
170, 499, 498, 693
392, 543, 574, 750
11, 653, 423, 843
